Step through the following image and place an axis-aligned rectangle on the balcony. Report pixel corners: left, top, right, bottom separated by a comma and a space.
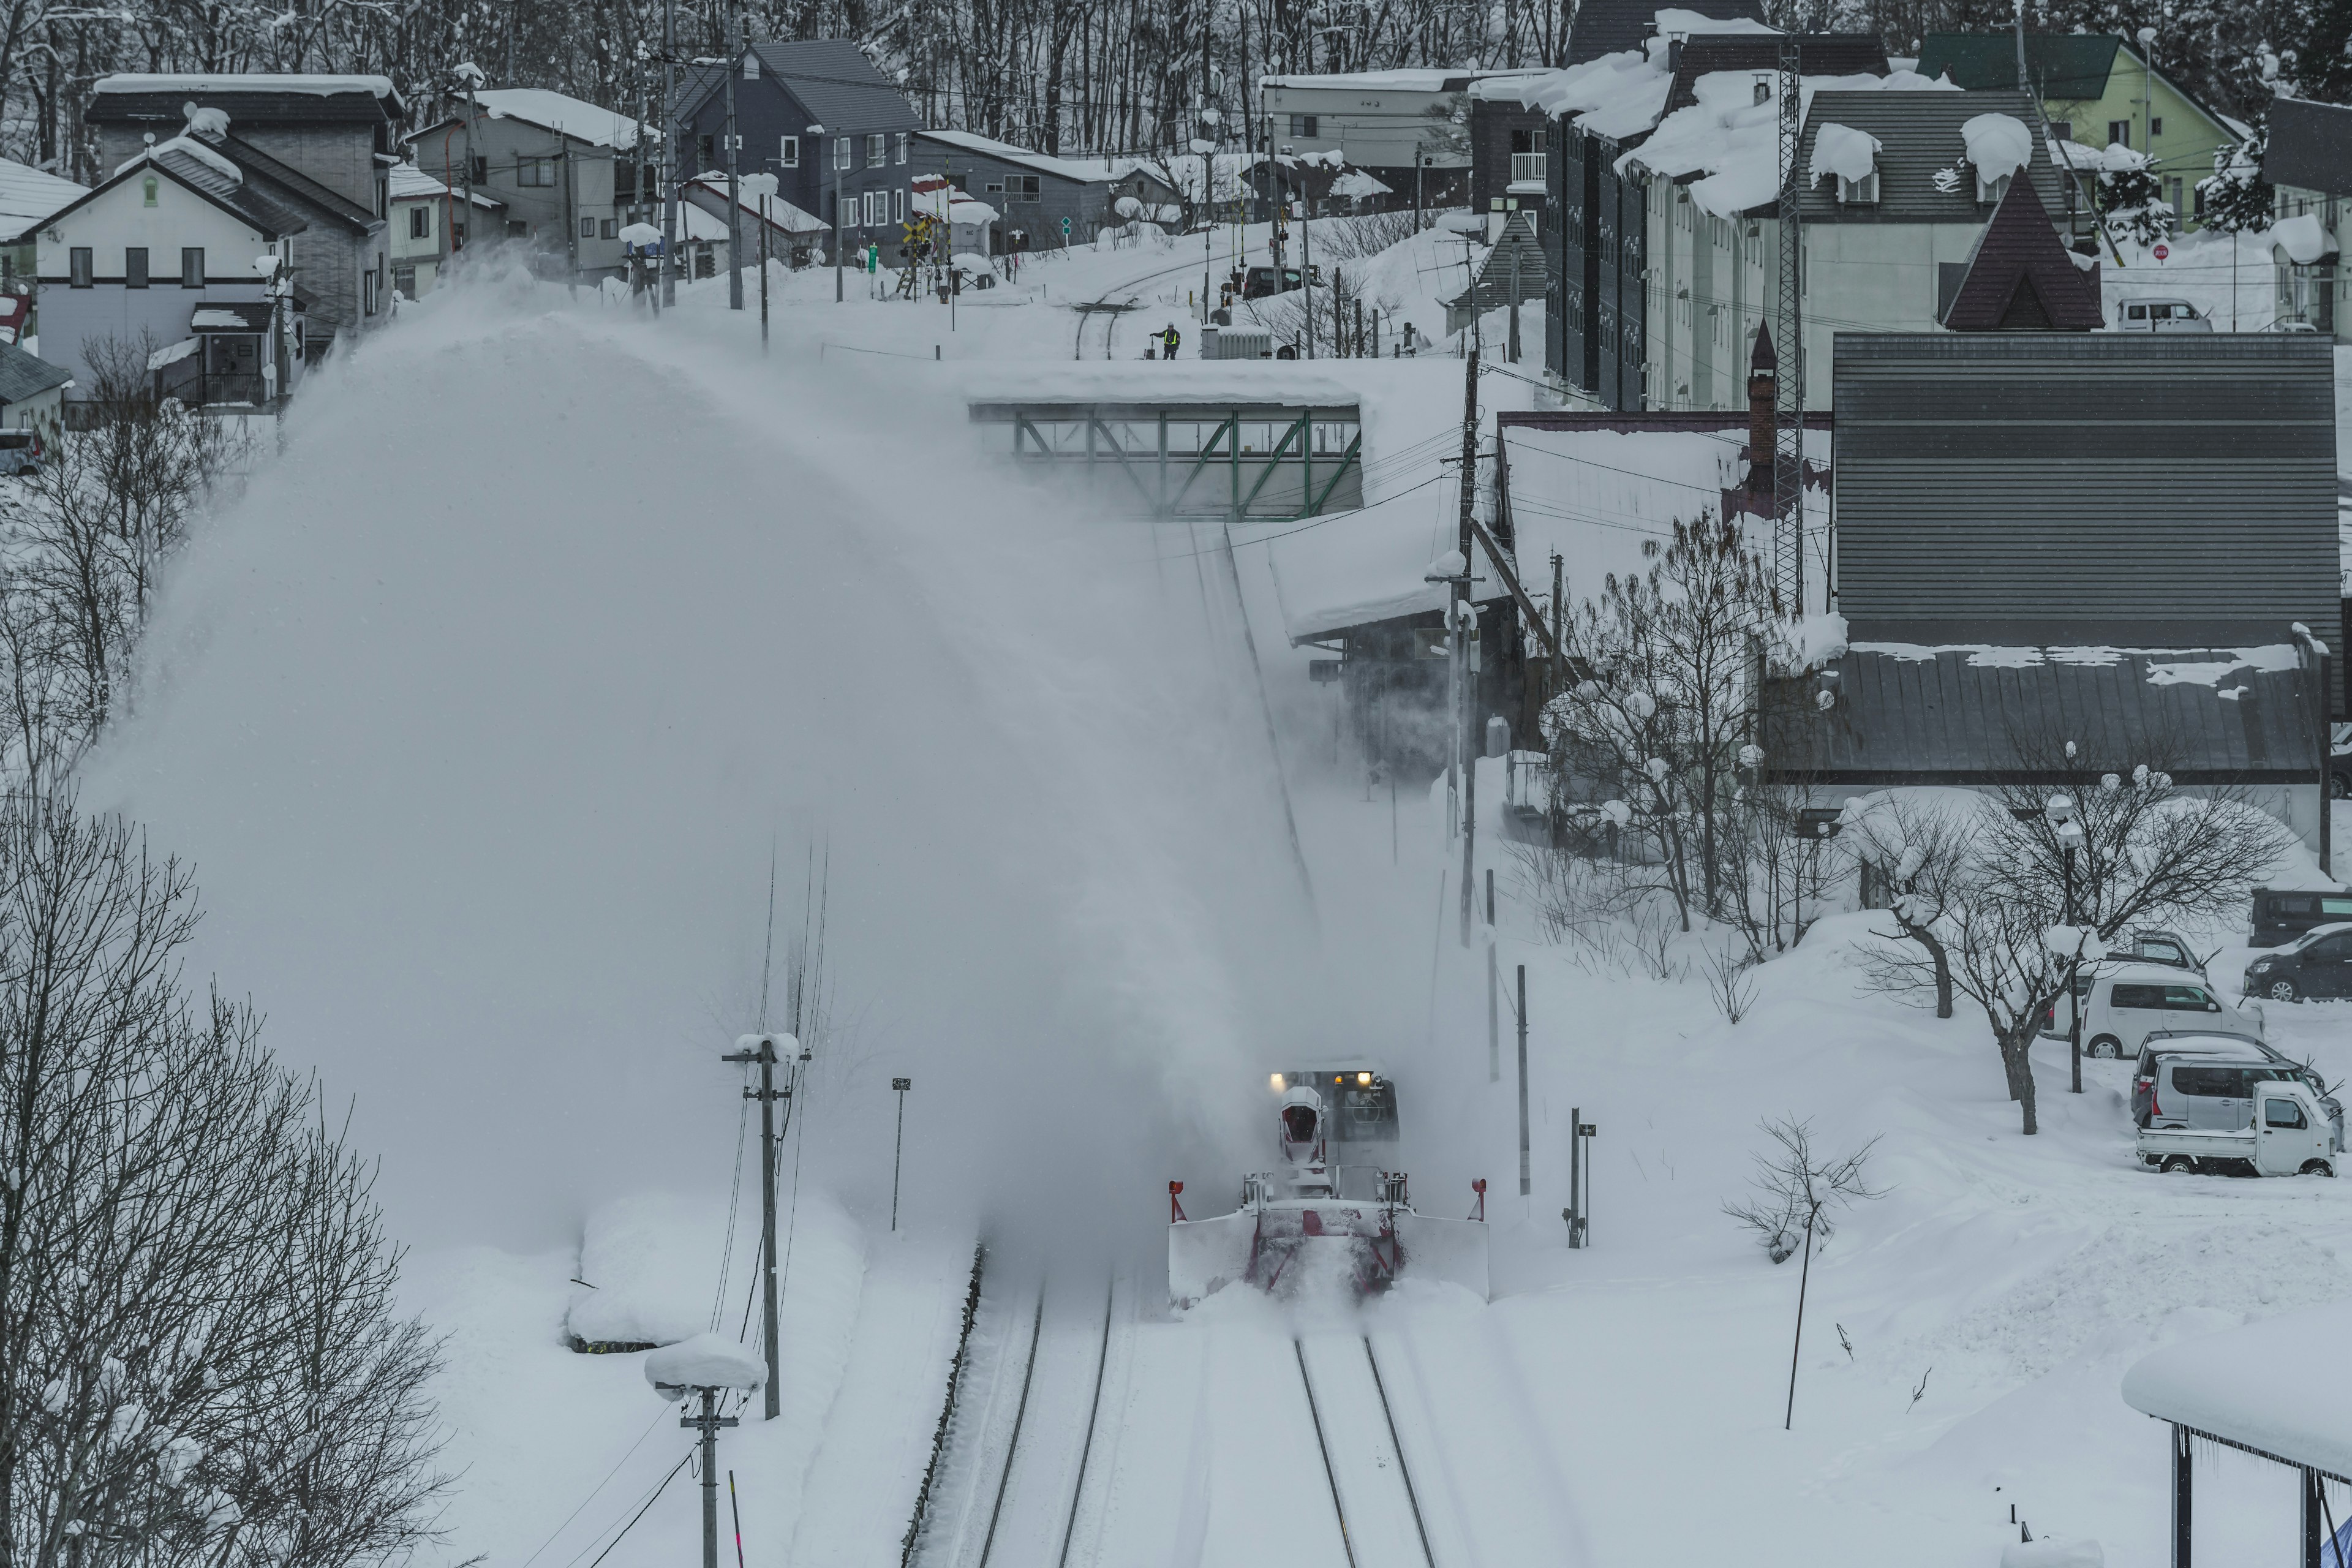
1510, 152, 1548, 187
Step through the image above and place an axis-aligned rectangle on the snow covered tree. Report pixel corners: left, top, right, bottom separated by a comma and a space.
2098, 146, 2174, 244
1846, 790, 1987, 1020
2198, 124, 2276, 233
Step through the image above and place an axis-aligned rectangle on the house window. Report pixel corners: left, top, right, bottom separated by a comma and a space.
1009, 173, 1041, 203
1977, 170, 2011, 204
142, 173, 158, 208
410, 205, 432, 239
2108, 119, 2130, 148
895, 187, 905, 222
182, 247, 203, 287
2048, 120, 2071, 143
69, 247, 89, 287
2150, 115, 2163, 137
698, 135, 715, 165
470, 154, 488, 183
364, 268, 377, 315
124, 247, 148, 288
867, 133, 885, 168
835, 137, 851, 171
2166, 176, 2183, 215
580, 216, 595, 238
600, 217, 616, 239
1838, 171, 1878, 204
616, 162, 637, 202
520, 157, 557, 187
780, 134, 799, 168
1289, 114, 1317, 137
895, 132, 908, 164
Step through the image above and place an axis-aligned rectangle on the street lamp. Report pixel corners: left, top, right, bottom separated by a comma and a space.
2293, 621, 2334, 881
890, 1077, 912, 1231
2047, 793, 2087, 1094
808, 123, 841, 304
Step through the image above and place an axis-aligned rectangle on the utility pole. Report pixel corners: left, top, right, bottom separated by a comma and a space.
1550, 551, 1564, 705
688, 1390, 738, 1568
725, 12, 744, 310
660, 0, 677, 307
1516, 963, 1530, 1196
1485, 868, 1499, 1081
1771, 35, 1804, 614
1507, 230, 1521, 363
1302, 184, 1314, 358
458, 64, 481, 276
891, 1077, 912, 1229
722, 1032, 791, 1419
1456, 344, 1480, 948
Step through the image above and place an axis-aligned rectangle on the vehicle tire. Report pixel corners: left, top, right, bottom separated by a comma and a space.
2266, 978, 2300, 1003
2160, 1155, 2196, 1175
2334, 771, 2350, 801
2089, 1035, 2124, 1059
2302, 1159, 2336, 1177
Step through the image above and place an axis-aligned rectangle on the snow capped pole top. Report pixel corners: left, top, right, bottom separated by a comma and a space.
644, 1332, 767, 1395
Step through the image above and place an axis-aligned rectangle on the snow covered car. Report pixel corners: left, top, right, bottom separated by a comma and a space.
2116, 297, 2214, 332
2243, 921, 2352, 1000
2132, 1036, 2339, 1150
2139, 1078, 2336, 1175
2044, 962, 2260, 1058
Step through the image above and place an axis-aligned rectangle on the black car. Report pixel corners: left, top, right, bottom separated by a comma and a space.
1239, 265, 1308, 300
2250, 888, 2352, 948
2244, 922, 2352, 1001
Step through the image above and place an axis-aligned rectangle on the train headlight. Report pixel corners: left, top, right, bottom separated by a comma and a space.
1270, 1073, 1284, 1091
1357, 1072, 1372, 1086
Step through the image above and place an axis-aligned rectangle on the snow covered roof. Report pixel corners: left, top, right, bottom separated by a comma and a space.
1267, 499, 1473, 641
915, 128, 1139, 186
2274, 211, 2338, 265
471, 89, 641, 150
1566, 0, 1767, 67
1636, 67, 1954, 219
1494, 17, 1778, 142
963, 364, 1362, 409
684, 171, 826, 233
643, 1332, 766, 1392
387, 162, 448, 200
93, 72, 395, 97
1258, 67, 1545, 92
1798, 89, 2056, 224
2122, 1297, 2352, 1479
0, 159, 85, 230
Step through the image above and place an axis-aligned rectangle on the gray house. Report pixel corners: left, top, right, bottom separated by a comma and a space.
1768, 333, 2339, 851
913, 129, 1139, 250
407, 89, 646, 284
84, 75, 396, 355
677, 41, 918, 262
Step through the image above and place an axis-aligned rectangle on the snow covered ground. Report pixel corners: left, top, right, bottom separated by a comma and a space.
70, 225, 2352, 1568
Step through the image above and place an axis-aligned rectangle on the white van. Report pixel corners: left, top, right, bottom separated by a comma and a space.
2117, 298, 2215, 333
2048, 962, 2264, 1058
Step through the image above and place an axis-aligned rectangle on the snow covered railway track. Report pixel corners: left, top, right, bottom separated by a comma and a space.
1294, 1336, 1440, 1568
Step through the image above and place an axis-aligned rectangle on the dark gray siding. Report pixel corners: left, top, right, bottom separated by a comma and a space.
1833, 334, 2338, 641
910, 135, 1112, 249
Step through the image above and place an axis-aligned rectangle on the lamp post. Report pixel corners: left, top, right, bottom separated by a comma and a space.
808, 123, 840, 303
742, 172, 777, 353
2047, 793, 2086, 1095
2294, 622, 2334, 881
890, 1076, 912, 1231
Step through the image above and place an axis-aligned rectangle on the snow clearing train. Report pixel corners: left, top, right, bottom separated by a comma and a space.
1167, 1062, 1490, 1307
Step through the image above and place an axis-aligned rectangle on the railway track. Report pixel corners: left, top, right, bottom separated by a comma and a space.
1294, 1335, 1441, 1568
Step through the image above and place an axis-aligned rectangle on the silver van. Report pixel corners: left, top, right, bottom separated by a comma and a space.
2133, 1035, 2342, 1148
2117, 297, 2214, 332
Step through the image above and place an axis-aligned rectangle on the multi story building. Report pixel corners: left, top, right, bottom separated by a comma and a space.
407, 90, 645, 285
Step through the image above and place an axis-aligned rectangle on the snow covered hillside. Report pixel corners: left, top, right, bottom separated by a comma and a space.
69, 240, 2352, 1568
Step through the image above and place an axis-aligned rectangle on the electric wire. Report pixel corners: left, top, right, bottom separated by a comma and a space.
578, 1449, 697, 1568
514, 1406, 674, 1568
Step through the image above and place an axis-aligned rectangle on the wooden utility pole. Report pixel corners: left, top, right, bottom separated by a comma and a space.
1457, 345, 1480, 948
685, 1390, 739, 1568
722, 1032, 790, 1419
725, 9, 744, 311
661, 0, 677, 307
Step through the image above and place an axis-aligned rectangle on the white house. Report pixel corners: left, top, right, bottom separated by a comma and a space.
1257, 68, 1545, 208
388, 161, 506, 297
29, 127, 303, 407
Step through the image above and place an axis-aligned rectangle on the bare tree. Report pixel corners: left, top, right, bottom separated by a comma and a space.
1724, 1117, 1884, 1431
1846, 789, 1988, 1020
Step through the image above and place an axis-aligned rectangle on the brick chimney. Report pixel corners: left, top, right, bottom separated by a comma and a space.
1746, 322, 1777, 494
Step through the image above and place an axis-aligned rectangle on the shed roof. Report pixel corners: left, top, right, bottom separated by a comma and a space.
86, 74, 402, 126
1569, 0, 1768, 66
190, 301, 275, 333
1769, 636, 2320, 783
1664, 34, 1888, 114
2121, 1297, 2352, 1482
1939, 175, 2101, 328
1796, 88, 2062, 222
2263, 96, 2352, 198
0, 342, 70, 403
680, 40, 916, 134
1914, 32, 2123, 99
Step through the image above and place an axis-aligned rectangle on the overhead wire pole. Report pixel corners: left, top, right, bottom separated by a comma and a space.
1456, 343, 1480, 948
1771, 31, 1804, 614
660, 0, 677, 307
725, 10, 744, 311
722, 1032, 788, 1419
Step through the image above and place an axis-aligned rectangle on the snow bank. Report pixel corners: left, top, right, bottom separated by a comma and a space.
2121, 1295, 2352, 1477
1962, 112, 2034, 179
2274, 211, 2337, 265
1808, 123, 1880, 186
564, 1191, 733, 1347
644, 1332, 765, 1391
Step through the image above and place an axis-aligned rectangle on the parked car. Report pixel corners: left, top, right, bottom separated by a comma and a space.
2243, 922, 2352, 1000
2264, 317, 2321, 333
2043, 932, 2207, 1036
2117, 297, 2214, 332
0, 429, 41, 475
1240, 264, 1305, 299
2139, 1077, 2335, 1176
2043, 962, 2260, 1057
2133, 1031, 2332, 1126
2250, 888, 2352, 948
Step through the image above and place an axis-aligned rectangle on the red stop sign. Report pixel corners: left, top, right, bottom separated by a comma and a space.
2154, 243, 2169, 261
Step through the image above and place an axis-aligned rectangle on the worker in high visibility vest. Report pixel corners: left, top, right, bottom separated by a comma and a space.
1160, 323, 1182, 360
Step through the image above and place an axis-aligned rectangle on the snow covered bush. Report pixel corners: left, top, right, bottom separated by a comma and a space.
2197, 125, 2275, 233
0, 797, 449, 1568
2097, 145, 2174, 245
1722, 1117, 1882, 1264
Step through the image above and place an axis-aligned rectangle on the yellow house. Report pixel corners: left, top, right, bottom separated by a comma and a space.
1915, 34, 2248, 227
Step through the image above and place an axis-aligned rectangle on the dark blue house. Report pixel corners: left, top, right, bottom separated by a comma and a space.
677, 40, 919, 255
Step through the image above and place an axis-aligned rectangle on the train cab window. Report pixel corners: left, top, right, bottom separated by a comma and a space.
1281, 1104, 1319, 1142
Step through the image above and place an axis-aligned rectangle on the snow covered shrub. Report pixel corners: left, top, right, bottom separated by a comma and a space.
2097, 146, 2174, 245
1722, 1117, 1882, 1264
0, 796, 449, 1568
2198, 126, 2275, 234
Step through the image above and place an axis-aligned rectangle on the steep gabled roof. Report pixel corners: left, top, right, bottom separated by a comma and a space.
0, 342, 72, 403
470, 88, 642, 150
1662, 34, 1887, 114
679, 40, 916, 133
209, 130, 379, 231
20, 140, 310, 244
1568, 0, 1767, 66
1915, 32, 2121, 99
2264, 96, 2352, 198
1939, 175, 2101, 330
1797, 88, 2063, 222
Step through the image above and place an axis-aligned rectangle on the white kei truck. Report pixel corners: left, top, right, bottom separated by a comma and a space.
2138, 1078, 2338, 1177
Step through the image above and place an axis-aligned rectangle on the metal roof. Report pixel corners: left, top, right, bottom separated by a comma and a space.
679, 40, 917, 134
190, 301, 275, 333
1567, 0, 1766, 66
148, 145, 311, 236
85, 76, 402, 126
0, 341, 70, 403
1768, 638, 2322, 783
2264, 96, 2352, 197
213, 132, 377, 231
1940, 175, 2101, 329
1664, 34, 1887, 114
1796, 88, 2062, 223
1915, 32, 2123, 99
